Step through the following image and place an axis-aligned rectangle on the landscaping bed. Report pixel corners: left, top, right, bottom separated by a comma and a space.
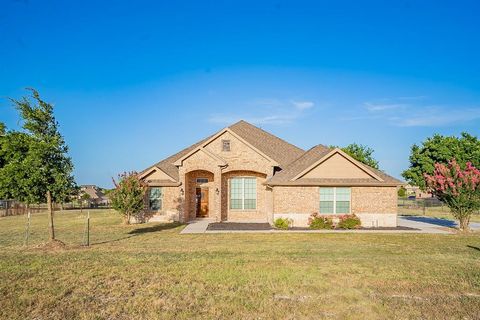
207, 222, 272, 231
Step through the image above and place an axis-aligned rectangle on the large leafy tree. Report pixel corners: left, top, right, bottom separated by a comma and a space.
335, 143, 379, 169
1, 89, 76, 240
403, 133, 480, 190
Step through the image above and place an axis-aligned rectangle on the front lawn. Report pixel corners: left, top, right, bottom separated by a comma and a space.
0, 210, 479, 319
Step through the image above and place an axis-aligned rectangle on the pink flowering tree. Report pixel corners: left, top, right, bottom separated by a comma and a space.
424, 159, 480, 231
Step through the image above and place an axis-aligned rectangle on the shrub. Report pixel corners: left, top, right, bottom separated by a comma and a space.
337, 214, 362, 229
308, 213, 333, 229
274, 218, 292, 230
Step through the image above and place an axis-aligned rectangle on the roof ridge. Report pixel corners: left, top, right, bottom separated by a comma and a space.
229, 120, 304, 153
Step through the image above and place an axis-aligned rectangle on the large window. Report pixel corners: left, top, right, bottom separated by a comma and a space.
149, 187, 163, 211
319, 187, 351, 214
230, 177, 256, 210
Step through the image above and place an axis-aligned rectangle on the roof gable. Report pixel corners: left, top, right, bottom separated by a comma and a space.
173, 127, 278, 166
293, 148, 383, 181
139, 167, 176, 182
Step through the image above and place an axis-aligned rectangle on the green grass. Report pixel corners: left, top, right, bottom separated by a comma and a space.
1, 210, 479, 319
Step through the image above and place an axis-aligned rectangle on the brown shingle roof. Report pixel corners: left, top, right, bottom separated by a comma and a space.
140, 121, 401, 187
141, 120, 305, 181
266, 145, 402, 186
228, 120, 305, 167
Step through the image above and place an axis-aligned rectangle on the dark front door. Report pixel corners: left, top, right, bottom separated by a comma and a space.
196, 188, 209, 218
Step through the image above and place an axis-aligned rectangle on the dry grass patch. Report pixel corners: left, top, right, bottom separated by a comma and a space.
0, 209, 479, 319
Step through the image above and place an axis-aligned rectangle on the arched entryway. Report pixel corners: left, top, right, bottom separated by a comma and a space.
184, 170, 215, 221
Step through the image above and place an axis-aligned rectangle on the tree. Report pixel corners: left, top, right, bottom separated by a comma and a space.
110, 172, 147, 224
397, 186, 407, 198
335, 143, 379, 169
402, 133, 480, 190
2, 89, 76, 241
80, 192, 91, 212
424, 160, 480, 231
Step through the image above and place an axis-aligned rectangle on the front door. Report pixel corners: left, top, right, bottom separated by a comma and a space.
196, 188, 209, 218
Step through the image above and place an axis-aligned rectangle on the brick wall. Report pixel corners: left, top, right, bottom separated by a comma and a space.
351, 187, 397, 214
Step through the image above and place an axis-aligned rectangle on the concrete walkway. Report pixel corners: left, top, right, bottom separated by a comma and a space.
180, 218, 214, 234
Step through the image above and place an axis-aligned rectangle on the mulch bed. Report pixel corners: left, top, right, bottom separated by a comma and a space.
207, 223, 272, 231
207, 223, 420, 231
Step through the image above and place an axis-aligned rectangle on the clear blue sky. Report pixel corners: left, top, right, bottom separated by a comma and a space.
1, 0, 480, 188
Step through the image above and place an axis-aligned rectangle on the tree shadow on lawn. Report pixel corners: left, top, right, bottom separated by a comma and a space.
402, 216, 457, 228
90, 223, 184, 246
128, 222, 184, 235
467, 245, 480, 252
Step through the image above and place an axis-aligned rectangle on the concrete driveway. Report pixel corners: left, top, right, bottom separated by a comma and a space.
398, 216, 480, 234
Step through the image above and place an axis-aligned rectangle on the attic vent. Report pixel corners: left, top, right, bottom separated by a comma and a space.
222, 140, 231, 152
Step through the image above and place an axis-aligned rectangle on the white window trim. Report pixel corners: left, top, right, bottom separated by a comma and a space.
229, 177, 257, 211
319, 187, 351, 215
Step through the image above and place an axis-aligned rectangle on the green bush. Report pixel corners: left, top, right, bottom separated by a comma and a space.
274, 218, 292, 230
308, 213, 333, 229
337, 215, 362, 229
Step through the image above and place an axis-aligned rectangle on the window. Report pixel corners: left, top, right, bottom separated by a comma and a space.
319, 187, 351, 214
222, 140, 231, 151
149, 187, 163, 211
196, 178, 209, 184
230, 177, 256, 210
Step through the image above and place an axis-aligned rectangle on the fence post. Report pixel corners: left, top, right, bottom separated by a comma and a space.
423, 199, 426, 216
83, 211, 90, 247
24, 210, 31, 247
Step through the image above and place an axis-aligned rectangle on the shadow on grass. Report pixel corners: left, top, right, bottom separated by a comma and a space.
467, 245, 480, 252
401, 216, 457, 228
128, 222, 184, 235
91, 235, 136, 246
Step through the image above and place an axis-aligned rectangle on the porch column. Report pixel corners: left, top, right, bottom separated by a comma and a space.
214, 167, 222, 222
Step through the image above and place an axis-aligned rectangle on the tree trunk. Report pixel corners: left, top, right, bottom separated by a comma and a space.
458, 215, 470, 232
47, 190, 55, 240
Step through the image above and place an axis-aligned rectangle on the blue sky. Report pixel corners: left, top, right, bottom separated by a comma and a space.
1, 0, 480, 187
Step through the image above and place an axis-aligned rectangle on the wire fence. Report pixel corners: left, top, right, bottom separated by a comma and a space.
0, 200, 111, 217
398, 197, 480, 216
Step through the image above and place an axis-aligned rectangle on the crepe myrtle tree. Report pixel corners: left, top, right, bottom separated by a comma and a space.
424, 159, 480, 231
110, 172, 147, 224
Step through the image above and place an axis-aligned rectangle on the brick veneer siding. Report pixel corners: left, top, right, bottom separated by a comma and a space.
146, 186, 181, 221
351, 187, 397, 214
272, 186, 398, 227
273, 186, 319, 213
221, 171, 269, 222
204, 131, 274, 174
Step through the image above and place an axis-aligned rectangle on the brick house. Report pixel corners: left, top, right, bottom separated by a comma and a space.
138, 120, 402, 227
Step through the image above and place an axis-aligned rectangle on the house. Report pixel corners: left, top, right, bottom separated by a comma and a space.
404, 184, 434, 199
80, 185, 110, 207
138, 120, 402, 227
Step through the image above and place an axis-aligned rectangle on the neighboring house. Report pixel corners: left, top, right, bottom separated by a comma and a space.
139, 120, 402, 227
404, 184, 434, 199
80, 185, 110, 206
